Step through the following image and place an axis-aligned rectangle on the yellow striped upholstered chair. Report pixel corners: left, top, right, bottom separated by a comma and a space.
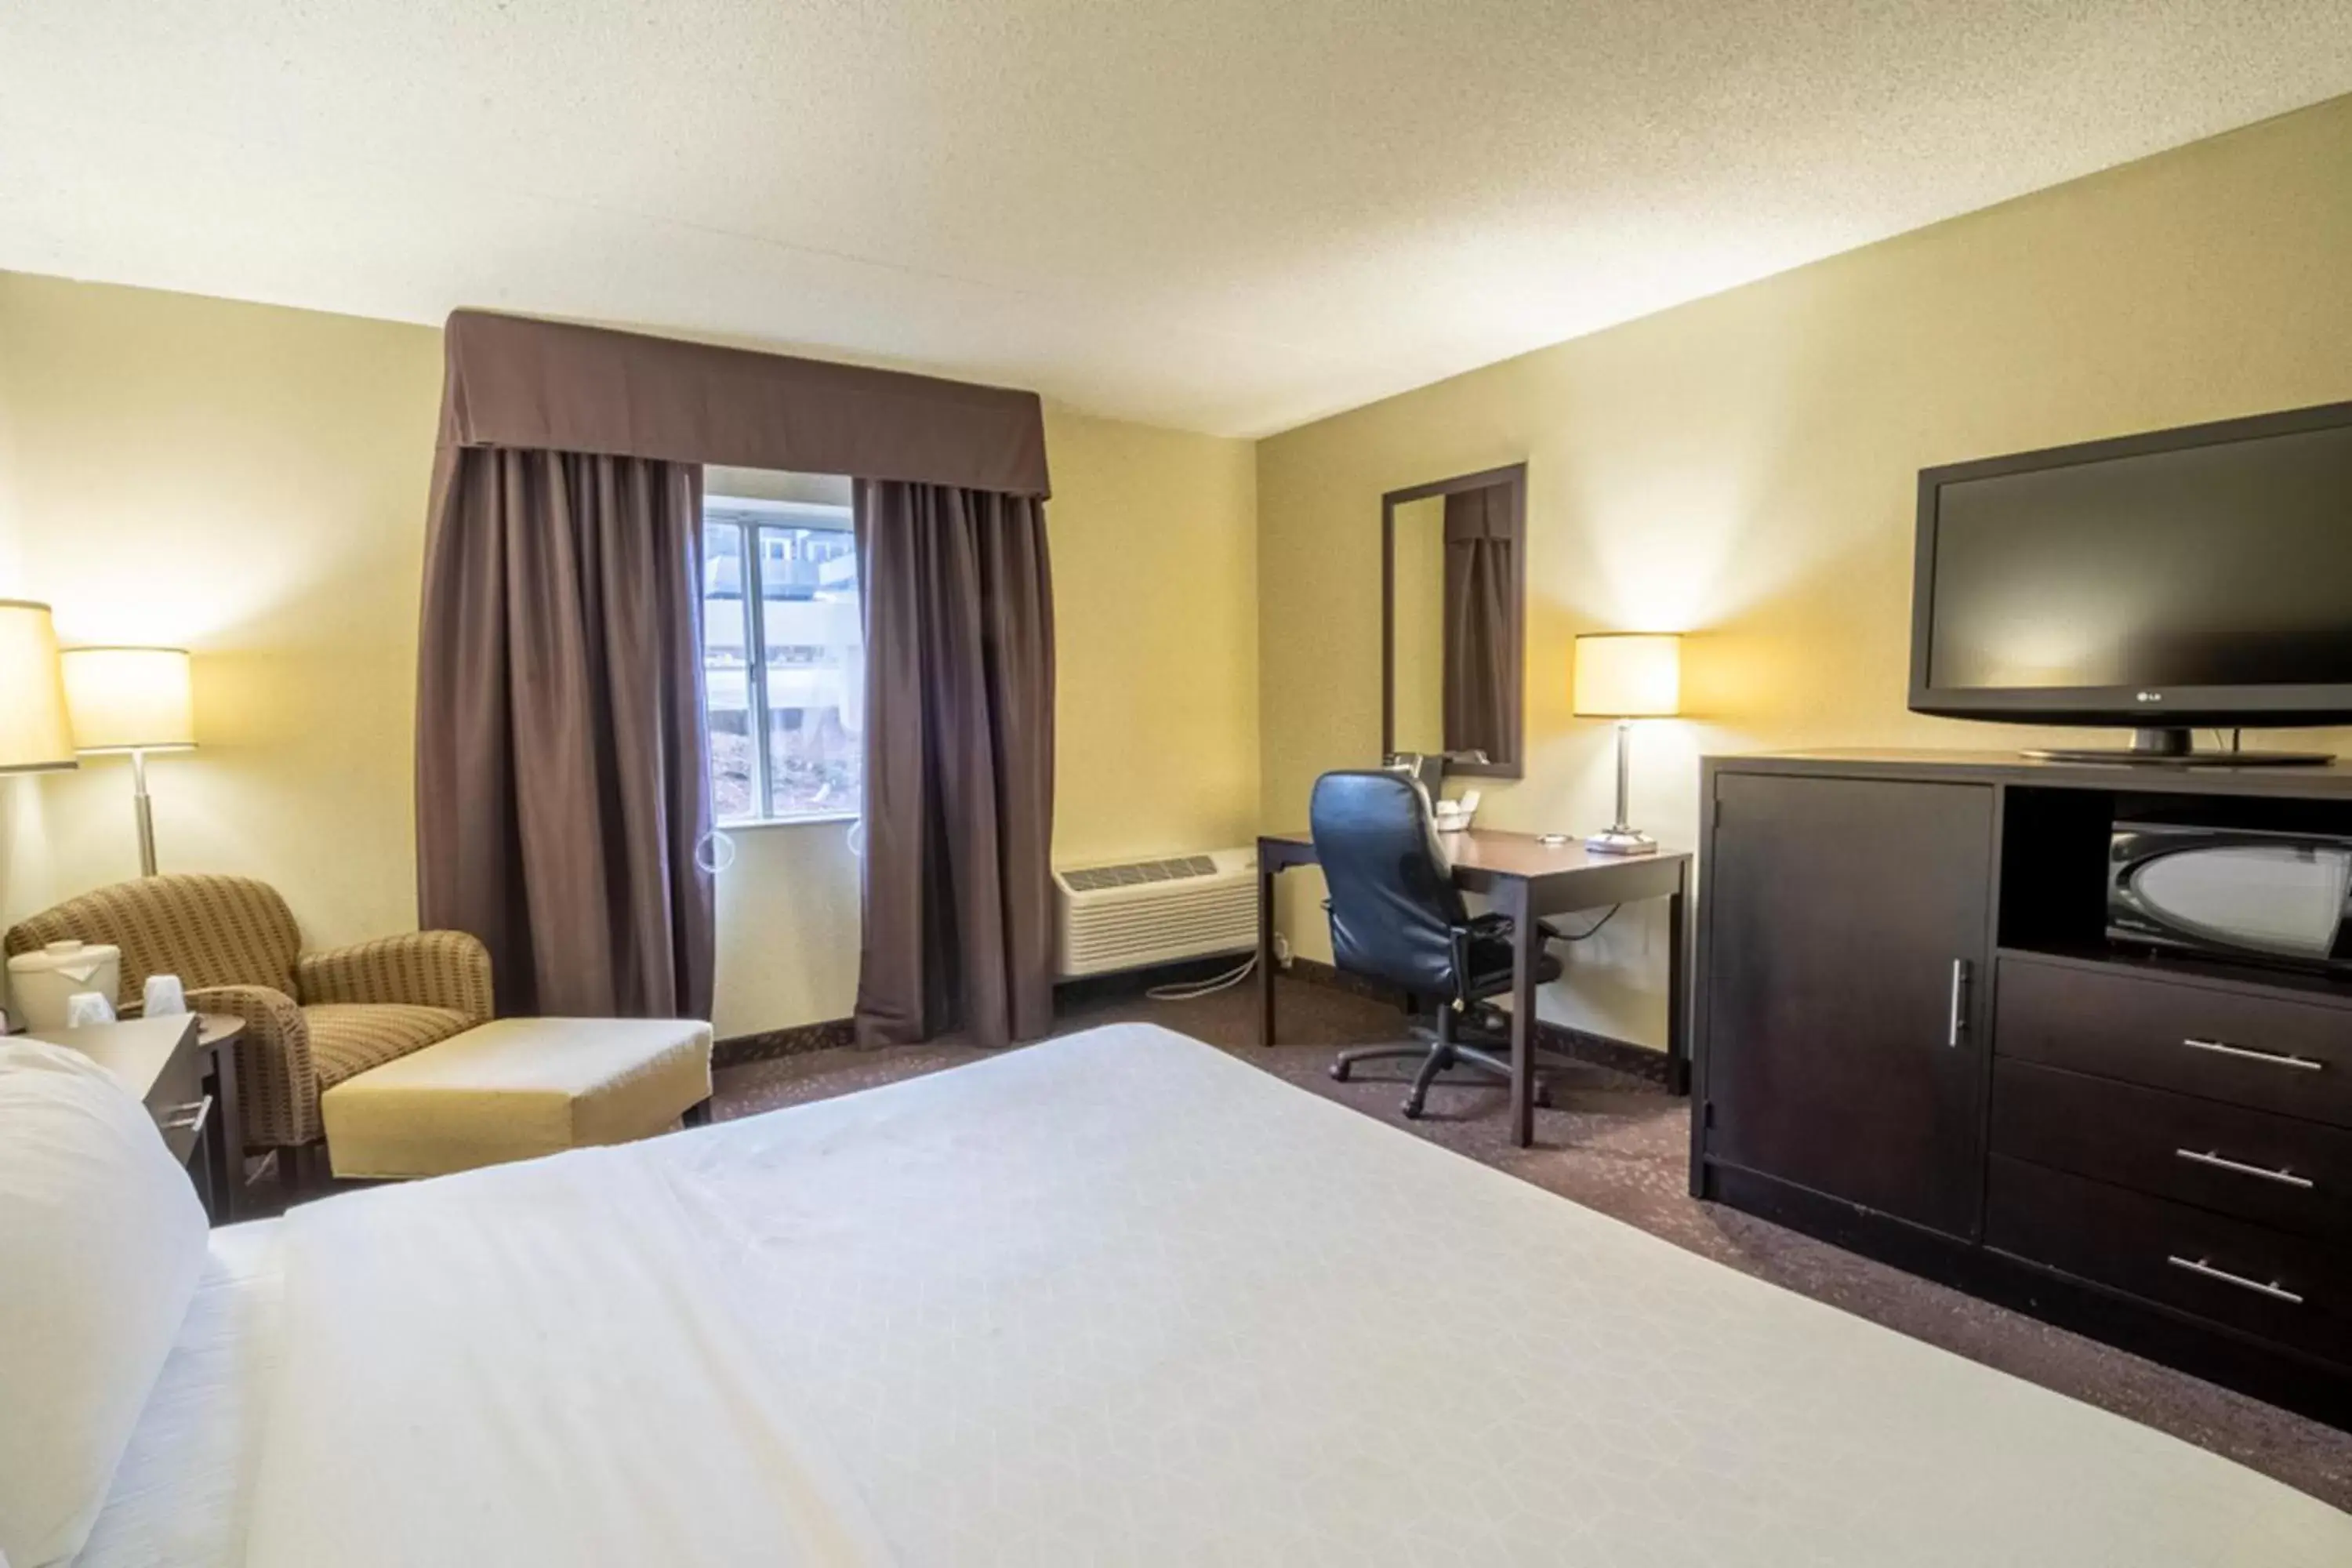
5, 875, 492, 1176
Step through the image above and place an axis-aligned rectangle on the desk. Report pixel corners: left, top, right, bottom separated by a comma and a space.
1257, 828, 1692, 1145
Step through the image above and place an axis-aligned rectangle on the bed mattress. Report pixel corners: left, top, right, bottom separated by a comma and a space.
89, 1024, 2352, 1565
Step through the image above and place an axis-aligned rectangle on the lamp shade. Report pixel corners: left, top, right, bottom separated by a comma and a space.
0, 600, 79, 772
1573, 632, 1682, 718
61, 647, 196, 753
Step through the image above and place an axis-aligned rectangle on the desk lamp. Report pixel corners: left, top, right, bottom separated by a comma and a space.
1573, 632, 1681, 855
62, 646, 195, 876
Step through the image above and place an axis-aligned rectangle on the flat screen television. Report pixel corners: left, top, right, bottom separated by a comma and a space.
1909, 398, 2352, 765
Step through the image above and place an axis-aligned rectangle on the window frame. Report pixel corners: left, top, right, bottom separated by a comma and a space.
703, 498, 862, 829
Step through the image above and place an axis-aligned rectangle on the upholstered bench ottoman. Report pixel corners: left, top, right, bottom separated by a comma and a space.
319, 1016, 714, 1179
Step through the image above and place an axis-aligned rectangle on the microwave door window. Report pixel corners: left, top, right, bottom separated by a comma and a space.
2131, 845, 2352, 960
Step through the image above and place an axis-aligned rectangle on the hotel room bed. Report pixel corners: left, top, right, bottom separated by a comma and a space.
69, 1024, 2352, 1566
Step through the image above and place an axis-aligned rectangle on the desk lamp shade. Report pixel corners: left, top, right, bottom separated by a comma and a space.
62, 646, 195, 877
1573, 632, 1681, 718
63, 647, 196, 753
0, 601, 79, 773
1573, 633, 1681, 855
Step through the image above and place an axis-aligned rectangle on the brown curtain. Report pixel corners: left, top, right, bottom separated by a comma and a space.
1443, 487, 1513, 762
853, 480, 1056, 1048
416, 446, 715, 1020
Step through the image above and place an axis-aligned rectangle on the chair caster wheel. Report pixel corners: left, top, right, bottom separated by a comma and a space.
1400, 1099, 1425, 1120
1329, 1062, 1349, 1082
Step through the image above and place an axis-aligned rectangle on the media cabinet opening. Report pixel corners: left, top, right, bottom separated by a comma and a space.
1998, 783, 2352, 1000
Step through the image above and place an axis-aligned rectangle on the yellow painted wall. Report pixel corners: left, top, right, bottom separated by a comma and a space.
1047, 408, 1258, 867
0, 275, 1261, 1039
0, 274, 441, 952
1256, 96, 2352, 1052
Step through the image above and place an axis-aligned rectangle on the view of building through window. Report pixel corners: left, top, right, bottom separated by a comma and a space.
701, 495, 862, 822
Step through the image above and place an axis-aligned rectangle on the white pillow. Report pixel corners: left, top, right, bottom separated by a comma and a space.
0, 1038, 208, 1568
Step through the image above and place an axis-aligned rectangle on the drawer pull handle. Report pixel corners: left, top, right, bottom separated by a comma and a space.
2166, 1254, 2303, 1305
1946, 959, 1970, 1048
2173, 1148, 2315, 1189
2181, 1036, 2324, 1073
162, 1095, 212, 1137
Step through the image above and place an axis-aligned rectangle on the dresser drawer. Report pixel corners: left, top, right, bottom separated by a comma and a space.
1991, 1060, 2352, 1243
1994, 956, 2352, 1127
1987, 1156, 2351, 1367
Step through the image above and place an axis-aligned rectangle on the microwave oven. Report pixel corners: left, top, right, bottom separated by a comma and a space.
2108, 823, 2352, 974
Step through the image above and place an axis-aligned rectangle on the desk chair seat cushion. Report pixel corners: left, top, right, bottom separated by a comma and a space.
1460, 922, 1566, 998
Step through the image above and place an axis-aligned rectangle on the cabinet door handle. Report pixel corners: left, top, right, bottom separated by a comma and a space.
2181, 1036, 2323, 1073
162, 1094, 212, 1137
2173, 1148, 2315, 1189
1945, 959, 1971, 1047
2166, 1254, 2303, 1305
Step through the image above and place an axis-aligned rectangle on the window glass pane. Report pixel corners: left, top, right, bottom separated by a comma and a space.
760, 523, 862, 818
701, 520, 756, 822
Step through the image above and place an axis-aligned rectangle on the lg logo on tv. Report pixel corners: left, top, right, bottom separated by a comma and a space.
2136, 691, 2164, 703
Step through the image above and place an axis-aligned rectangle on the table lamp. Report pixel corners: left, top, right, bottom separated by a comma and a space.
1573, 632, 1681, 855
61, 646, 195, 877
1, 601, 81, 776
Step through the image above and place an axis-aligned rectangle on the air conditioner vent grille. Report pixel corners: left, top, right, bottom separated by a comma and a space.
1061, 855, 1218, 892
1054, 847, 1255, 978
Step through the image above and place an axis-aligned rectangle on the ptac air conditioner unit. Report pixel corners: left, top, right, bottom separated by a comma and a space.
1053, 848, 1258, 978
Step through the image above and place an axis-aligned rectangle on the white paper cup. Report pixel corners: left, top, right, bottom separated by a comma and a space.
143, 974, 189, 1018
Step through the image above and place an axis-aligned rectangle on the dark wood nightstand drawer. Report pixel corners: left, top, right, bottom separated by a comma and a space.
1995, 956, 2352, 1128
1987, 1155, 2351, 1367
1991, 1059, 2352, 1243
143, 1024, 208, 1164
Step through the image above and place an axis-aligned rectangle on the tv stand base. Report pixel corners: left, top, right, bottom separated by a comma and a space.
2024, 726, 2333, 768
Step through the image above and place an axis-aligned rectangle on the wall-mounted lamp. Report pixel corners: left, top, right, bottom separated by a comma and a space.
62, 646, 196, 877
1573, 632, 1682, 855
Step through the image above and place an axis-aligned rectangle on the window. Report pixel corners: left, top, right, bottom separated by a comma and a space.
702, 496, 862, 822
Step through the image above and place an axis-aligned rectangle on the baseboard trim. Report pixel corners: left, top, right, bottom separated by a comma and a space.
713, 1017, 855, 1069
1282, 956, 1671, 1087
713, 955, 1250, 1068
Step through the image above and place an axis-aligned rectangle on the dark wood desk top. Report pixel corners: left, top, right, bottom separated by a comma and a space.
1261, 826, 1690, 879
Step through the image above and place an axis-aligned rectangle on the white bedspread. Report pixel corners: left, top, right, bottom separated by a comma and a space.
238, 1023, 2348, 1566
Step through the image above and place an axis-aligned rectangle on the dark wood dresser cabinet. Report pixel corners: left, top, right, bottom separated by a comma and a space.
1693, 750, 2352, 1425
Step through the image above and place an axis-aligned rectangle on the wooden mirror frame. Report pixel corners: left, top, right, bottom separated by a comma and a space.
1380, 462, 1526, 779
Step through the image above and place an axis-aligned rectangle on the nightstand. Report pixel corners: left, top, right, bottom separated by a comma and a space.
40, 1012, 247, 1223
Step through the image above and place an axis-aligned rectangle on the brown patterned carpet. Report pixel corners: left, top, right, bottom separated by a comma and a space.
715, 971, 2352, 1513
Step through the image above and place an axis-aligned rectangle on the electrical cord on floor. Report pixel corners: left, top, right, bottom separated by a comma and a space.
1145, 953, 1259, 1002
1548, 905, 1621, 942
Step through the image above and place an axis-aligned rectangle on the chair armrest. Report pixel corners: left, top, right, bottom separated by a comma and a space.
295, 931, 494, 1025
186, 984, 318, 1149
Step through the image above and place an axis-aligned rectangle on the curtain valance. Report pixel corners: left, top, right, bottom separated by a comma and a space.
437, 310, 1051, 497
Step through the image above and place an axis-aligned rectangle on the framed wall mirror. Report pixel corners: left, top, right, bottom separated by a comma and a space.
1382, 463, 1526, 779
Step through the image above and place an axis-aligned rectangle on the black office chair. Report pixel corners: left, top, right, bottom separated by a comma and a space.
1312, 769, 1570, 1120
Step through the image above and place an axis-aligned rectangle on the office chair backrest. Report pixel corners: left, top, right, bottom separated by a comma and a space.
1309, 770, 1469, 996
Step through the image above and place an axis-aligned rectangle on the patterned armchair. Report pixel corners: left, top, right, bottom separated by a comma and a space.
4, 874, 492, 1157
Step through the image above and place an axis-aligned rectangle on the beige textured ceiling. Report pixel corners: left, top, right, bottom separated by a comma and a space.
4, 3, 2350, 437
